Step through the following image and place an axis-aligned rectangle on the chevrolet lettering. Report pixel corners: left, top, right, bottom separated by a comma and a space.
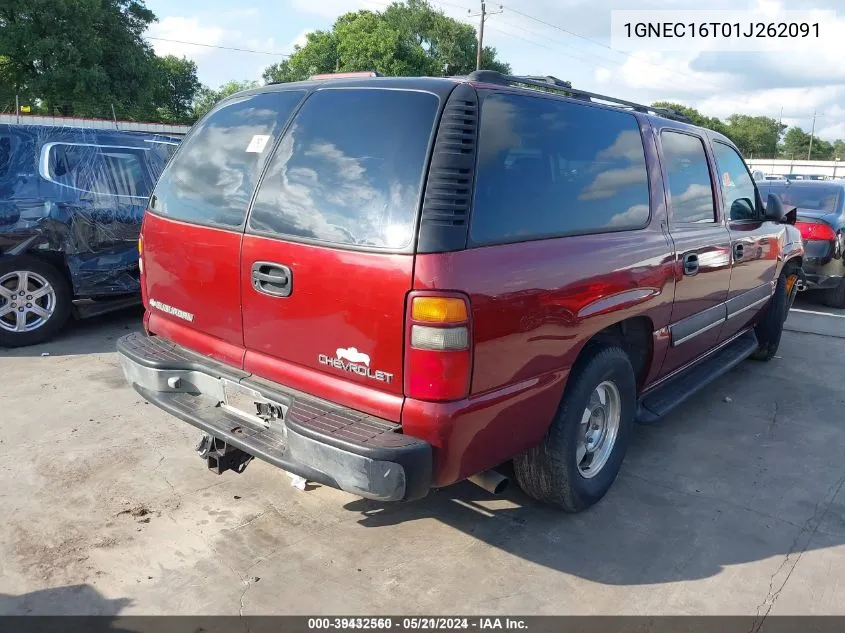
318, 354, 394, 384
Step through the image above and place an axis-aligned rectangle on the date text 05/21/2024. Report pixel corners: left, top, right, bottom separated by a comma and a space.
307, 618, 528, 630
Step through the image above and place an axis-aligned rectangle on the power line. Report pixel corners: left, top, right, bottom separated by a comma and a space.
481, 23, 607, 71
489, 17, 625, 70
496, 3, 723, 90
145, 36, 291, 57
468, 2, 503, 70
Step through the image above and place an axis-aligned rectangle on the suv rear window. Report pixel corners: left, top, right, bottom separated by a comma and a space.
470, 93, 650, 246
151, 90, 305, 227
247, 88, 439, 249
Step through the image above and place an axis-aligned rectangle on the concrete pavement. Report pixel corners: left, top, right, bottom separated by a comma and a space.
0, 299, 843, 616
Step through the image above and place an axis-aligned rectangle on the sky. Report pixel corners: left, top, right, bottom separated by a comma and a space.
144, 0, 845, 142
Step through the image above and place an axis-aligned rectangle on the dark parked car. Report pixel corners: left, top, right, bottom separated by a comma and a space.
117, 71, 803, 512
0, 124, 178, 346
759, 180, 845, 307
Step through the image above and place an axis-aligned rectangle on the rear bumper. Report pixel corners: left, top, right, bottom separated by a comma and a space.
800, 258, 844, 291
117, 332, 432, 501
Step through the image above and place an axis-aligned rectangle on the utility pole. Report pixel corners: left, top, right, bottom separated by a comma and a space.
469, 2, 503, 71
808, 110, 823, 160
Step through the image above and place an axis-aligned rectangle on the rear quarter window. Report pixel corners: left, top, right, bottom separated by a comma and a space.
151, 90, 305, 228
247, 88, 439, 249
470, 92, 650, 246
42, 143, 153, 199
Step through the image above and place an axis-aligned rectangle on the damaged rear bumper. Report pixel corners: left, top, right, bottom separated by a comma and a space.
116, 332, 432, 501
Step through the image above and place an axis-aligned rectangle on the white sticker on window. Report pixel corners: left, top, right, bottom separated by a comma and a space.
246, 134, 271, 153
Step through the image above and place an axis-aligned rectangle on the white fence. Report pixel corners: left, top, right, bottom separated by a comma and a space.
0, 113, 190, 136
746, 158, 845, 179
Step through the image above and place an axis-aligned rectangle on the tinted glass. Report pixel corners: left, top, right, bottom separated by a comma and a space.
661, 131, 716, 223
470, 93, 650, 246
152, 90, 305, 227
0, 136, 10, 178
713, 142, 759, 221
47, 144, 150, 198
248, 89, 438, 249
758, 182, 843, 213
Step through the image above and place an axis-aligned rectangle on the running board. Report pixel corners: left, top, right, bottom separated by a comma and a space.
636, 330, 759, 423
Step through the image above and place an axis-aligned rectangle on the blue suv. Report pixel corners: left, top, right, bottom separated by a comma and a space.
0, 124, 178, 347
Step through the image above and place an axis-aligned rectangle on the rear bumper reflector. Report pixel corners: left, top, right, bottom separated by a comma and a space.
116, 332, 432, 501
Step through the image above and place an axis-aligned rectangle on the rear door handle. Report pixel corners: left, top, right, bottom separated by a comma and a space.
682, 253, 699, 276
251, 261, 292, 298
733, 243, 745, 261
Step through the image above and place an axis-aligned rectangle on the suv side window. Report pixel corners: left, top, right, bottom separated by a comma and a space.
470, 93, 650, 246
151, 90, 305, 228
660, 131, 717, 224
44, 143, 152, 199
713, 141, 759, 221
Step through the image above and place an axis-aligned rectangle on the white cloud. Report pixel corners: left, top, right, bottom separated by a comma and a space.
289, 0, 372, 19
147, 17, 224, 57
594, 68, 612, 84
288, 29, 314, 50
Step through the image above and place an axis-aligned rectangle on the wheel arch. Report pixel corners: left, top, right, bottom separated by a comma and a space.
574, 315, 656, 393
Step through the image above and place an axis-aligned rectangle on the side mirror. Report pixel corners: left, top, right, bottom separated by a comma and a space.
764, 193, 786, 222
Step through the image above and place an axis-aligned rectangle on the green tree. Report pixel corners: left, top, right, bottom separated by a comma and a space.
190, 80, 259, 121
153, 55, 201, 124
0, 0, 158, 118
263, 0, 510, 83
780, 127, 813, 159
832, 140, 845, 160
724, 114, 784, 159
651, 101, 729, 135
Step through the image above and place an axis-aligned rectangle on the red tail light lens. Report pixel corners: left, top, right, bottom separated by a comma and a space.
405, 293, 472, 402
795, 221, 836, 242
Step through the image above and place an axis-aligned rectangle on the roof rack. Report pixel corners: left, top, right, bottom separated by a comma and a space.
465, 70, 693, 124
308, 71, 383, 80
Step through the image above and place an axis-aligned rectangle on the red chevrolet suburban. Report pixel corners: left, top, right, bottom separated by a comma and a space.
118, 71, 804, 512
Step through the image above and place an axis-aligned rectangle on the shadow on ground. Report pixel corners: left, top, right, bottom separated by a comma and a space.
337, 329, 845, 588
0, 306, 143, 358
0, 584, 131, 616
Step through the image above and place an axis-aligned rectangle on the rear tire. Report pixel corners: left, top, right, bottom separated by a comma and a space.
0, 257, 72, 348
822, 277, 845, 309
751, 261, 800, 361
514, 346, 636, 512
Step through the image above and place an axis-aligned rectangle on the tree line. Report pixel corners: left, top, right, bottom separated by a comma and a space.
1, 0, 842, 161
652, 102, 845, 161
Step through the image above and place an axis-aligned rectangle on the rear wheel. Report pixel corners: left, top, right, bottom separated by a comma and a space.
751, 261, 801, 361
822, 277, 845, 309
0, 257, 72, 348
514, 346, 636, 512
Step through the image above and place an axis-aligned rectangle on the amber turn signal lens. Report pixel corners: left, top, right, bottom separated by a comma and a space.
138, 236, 143, 254
411, 297, 468, 323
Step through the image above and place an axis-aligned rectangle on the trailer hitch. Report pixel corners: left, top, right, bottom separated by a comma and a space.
195, 434, 254, 475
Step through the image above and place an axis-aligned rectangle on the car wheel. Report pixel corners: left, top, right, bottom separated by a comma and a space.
751, 261, 801, 361
0, 257, 72, 348
822, 277, 845, 309
513, 345, 636, 512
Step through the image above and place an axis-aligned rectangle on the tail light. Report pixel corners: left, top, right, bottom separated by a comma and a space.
138, 233, 144, 274
795, 221, 836, 242
404, 293, 472, 401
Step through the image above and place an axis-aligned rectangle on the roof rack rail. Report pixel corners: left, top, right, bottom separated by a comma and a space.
308, 71, 383, 80
465, 70, 693, 124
